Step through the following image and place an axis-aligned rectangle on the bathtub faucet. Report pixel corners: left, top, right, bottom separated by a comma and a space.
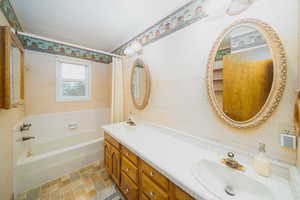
20, 123, 32, 132
19, 136, 35, 142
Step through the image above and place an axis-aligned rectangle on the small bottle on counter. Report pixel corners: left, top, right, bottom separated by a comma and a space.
253, 143, 271, 177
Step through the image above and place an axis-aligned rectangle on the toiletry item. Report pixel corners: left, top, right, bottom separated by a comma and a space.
126, 112, 136, 126
253, 143, 271, 177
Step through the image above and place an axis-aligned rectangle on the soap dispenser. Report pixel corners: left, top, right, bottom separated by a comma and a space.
253, 143, 271, 177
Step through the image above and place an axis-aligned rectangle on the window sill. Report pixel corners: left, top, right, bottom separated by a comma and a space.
56, 96, 91, 102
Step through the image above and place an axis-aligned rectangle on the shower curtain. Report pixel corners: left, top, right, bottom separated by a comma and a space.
111, 57, 124, 123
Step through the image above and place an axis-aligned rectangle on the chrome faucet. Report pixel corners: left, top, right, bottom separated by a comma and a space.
18, 136, 35, 142
222, 152, 245, 171
20, 123, 32, 132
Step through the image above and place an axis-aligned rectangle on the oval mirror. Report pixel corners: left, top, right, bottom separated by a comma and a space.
131, 59, 151, 110
207, 19, 287, 128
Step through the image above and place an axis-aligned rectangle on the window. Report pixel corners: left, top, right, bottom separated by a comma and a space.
56, 57, 91, 101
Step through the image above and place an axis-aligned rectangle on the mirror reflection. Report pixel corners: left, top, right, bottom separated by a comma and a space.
213, 26, 273, 122
131, 59, 150, 109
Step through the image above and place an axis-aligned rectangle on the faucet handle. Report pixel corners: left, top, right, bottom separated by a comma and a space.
227, 152, 235, 159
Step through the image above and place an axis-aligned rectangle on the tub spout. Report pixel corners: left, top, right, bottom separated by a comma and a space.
17, 136, 35, 142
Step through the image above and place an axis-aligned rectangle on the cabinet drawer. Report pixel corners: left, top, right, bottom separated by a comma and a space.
173, 185, 194, 200
122, 146, 138, 165
104, 132, 120, 150
121, 156, 138, 184
141, 173, 169, 200
121, 172, 138, 200
141, 160, 169, 191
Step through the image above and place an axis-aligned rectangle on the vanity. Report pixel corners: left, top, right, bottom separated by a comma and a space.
103, 122, 299, 200
103, 126, 194, 200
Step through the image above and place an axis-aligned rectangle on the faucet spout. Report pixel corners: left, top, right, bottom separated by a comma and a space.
19, 136, 35, 142
221, 152, 245, 172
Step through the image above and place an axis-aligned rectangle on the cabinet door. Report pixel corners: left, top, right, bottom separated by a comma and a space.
141, 194, 150, 200
104, 142, 112, 174
121, 172, 138, 200
171, 184, 194, 200
141, 173, 169, 200
111, 145, 121, 185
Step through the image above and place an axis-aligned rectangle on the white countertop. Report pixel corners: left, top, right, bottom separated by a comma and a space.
102, 121, 299, 200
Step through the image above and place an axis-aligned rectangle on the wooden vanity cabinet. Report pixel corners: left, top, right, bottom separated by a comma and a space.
171, 184, 194, 200
104, 132, 195, 200
104, 133, 121, 186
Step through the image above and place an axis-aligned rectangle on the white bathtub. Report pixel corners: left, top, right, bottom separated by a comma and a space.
14, 131, 104, 195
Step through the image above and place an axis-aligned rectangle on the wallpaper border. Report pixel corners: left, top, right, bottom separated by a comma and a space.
18, 34, 113, 64
0, 0, 23, 31
0, 0, 113, 64
112, 0, 208, 55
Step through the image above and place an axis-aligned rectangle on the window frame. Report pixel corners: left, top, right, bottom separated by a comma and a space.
56, 56, 91, 102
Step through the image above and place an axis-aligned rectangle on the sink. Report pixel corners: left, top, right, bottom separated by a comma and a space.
192, 159, 274, 200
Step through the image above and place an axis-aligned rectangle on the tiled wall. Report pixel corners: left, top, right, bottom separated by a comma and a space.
124, 0, 298, 165
24, 50, 111, 116
24, 109, 110, 141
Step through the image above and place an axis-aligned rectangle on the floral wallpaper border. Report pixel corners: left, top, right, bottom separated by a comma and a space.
112, 0, 209, 55
0, 0, 23, 31
0, 0, 112, 64
18, 34, 113, 64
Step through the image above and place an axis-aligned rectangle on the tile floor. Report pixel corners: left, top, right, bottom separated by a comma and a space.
16, 161, 125, 200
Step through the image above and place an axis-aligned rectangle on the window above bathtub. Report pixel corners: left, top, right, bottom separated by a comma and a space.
56, 57, 91, 102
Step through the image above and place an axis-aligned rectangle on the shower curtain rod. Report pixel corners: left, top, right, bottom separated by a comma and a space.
17, 31, 123, 58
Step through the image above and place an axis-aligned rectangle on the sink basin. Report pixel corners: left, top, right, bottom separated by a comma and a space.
192, 159, 274, 200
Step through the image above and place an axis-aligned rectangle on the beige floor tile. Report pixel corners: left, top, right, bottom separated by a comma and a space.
104, 178, 114, 187
62, 189, 75, 200
90, 173, 102, 184
87, 189, 97, 199
73, 185, 87, 200
18, 162, 118, 200
49, 190, 62, 200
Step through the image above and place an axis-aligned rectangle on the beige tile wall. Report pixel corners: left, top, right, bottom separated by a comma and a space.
0, 10, 25, 200
124, 0, 299, 165
24, 51, 111, 115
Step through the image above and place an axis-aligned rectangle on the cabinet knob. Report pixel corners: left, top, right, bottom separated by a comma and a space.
125, 188, 129, 194
149, 191, 155, 197
126, 153, 129, 156
125, 168, 129, 172
150, 171, 154, 177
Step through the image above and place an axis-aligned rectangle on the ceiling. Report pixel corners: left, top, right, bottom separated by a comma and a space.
11, 0, 189, 52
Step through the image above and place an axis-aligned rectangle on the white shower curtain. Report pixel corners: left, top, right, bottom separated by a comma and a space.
111, 57, 124, 123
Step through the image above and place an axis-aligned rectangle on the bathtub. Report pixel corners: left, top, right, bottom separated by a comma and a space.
14, 131, 104, 195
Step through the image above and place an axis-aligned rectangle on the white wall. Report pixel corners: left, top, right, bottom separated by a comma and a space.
124, 0, 298, 164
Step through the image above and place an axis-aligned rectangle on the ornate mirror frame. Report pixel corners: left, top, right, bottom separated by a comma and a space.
130, 58, 151, 110
206, 19, 287, 128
